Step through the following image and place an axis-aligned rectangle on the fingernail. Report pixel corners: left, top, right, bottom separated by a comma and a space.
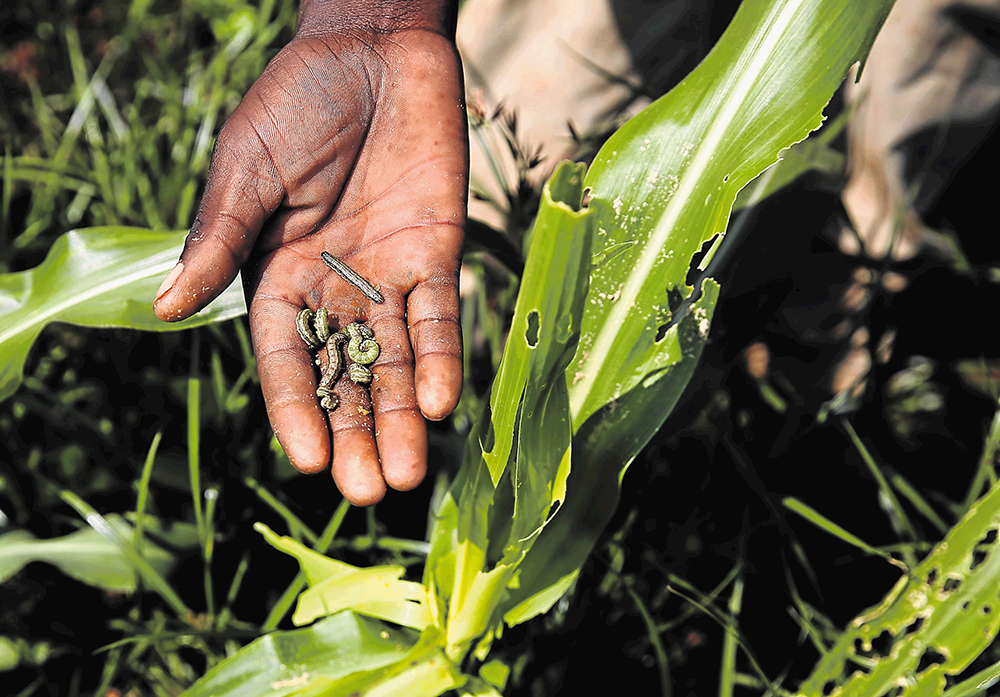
155, 262, 184, 303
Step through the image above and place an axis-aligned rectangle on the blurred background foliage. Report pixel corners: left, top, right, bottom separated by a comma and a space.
2, 0, 1000, 696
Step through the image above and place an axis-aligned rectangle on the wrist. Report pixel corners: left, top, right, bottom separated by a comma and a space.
297, 0, 458, 38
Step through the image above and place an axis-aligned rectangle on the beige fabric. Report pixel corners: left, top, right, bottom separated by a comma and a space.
457, 0, 642, 221
832, 0, 1000, 398
842, 0, 1000, 261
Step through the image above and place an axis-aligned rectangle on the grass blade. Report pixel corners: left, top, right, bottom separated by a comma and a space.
719, 575, 743, 697
625, 580, 671, 697
842, 418, 918, 546
133, 430, 163, 552
188, 335, 205, 547
890, 472, 949, 535
783, 497, 907, 571
244, 476, 318, 545
58, 489, 191, 619
963, 406, 1000, 511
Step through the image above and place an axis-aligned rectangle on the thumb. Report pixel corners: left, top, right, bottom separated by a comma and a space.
154, 113, 283, 322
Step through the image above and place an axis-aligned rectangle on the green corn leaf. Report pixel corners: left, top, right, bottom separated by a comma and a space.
799, 476, 1000, 696
182, 612, 430, 697
501, 284, 717, 624
0, 226, 247, 402
499, 0, 892, 630
567, 0, 894, 428
435, 162, 594, 656
428, 0, 895, 658
0, 514, 176, 593
256, 523, 434, 631
480, 162, 593, 486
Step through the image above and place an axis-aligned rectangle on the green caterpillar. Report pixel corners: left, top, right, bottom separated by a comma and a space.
344, 322, 380, 365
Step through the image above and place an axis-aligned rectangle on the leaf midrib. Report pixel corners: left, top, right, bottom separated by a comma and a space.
569, 0, 806, 423
0, 253, 176, 347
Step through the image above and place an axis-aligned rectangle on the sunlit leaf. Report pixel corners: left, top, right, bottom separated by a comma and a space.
256, 523, 433, 631
0, 515, 176, 592
568, 0, 893, 427
0, 226, 247, 402
182, 612, 418, 697
800, 476, 1000, 696
429, 0, 895, 657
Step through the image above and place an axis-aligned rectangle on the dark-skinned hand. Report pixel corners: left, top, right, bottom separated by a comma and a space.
153, 0, 466, 506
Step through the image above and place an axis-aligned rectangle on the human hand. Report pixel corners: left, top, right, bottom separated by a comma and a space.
153, 0, 466, 505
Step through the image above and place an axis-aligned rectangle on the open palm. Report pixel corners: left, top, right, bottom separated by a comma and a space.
154, 27, 467, 505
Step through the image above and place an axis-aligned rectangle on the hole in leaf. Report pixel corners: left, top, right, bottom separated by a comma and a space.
916, 647, 946, 673
667, 286, 683, 313
654, 286, 686, 343
845, 659, 870, 677
480, 414, 496, 454
943, 577, 962, 593
963, 601, 972, 610
983, 529, 998, 545
855, 631, 894, 660
971, 549, 988, 570
723, 174, 730, 183
525, 311, 540, 348
927, 568, 938, 585
872, 630, 894, 656
686, 233, 720, 286
903, 616, 925, 636
983, 605, 993, 615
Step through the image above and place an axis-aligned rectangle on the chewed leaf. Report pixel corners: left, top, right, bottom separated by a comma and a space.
482, 162, 593, 486
568, 0, 895, 428
0, 226, 246, 403
294, 567, 433, 631
255, 522, 353, 584
800, 477, 1000, 695
501, 280, 719, 626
